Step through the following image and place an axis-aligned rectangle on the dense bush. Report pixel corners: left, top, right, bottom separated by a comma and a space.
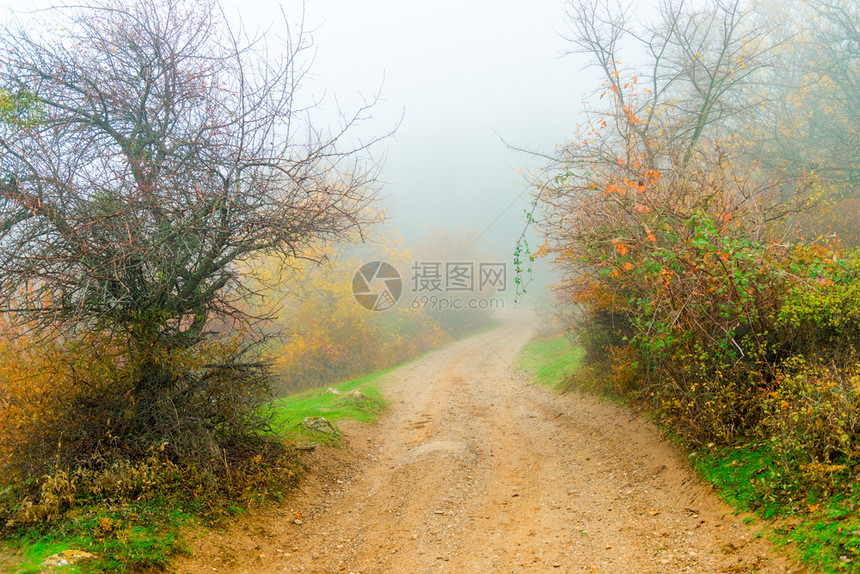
0, 327, 296, 529
537, 0, 860, 498
547, 160, 860, 486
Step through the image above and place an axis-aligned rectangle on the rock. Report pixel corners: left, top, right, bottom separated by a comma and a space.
345, 389, 370, 401
324, 387, 341, 395
400, 440, 477, 466
42, 550, 97, 568
299, 416, 338, 435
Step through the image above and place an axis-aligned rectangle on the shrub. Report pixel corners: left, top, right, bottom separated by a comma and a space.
0, 327, 297, 531
762, 358, 860, 466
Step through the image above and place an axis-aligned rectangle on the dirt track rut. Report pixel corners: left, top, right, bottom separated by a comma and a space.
176, 316, 797, 573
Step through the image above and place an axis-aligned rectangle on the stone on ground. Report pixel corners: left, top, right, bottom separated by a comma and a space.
299, 416, 338, 435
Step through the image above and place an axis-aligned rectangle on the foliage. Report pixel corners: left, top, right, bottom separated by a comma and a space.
535, 0, 860, 505
0, 441, 296, 572
247, 228, 499, 396
751, 0, 859, 196
0, 358, 402, 573
0, 325, 298, 572
245, 239, 452, 395
5, 502, 191, 574
0, 322, 279, 484
762, 358, 860, 472
0, 326, 297, 519
521, 335, 860, 573
0, 89, 40, 128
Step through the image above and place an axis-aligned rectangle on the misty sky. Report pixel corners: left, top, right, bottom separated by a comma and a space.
1, 0, 597, 261
227, 0, 595, 257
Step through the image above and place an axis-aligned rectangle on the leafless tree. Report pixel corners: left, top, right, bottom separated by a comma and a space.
529, 0, 800, 349
0, 0, 382, 362
0, 0, 390, 463
562, 0, 774, 174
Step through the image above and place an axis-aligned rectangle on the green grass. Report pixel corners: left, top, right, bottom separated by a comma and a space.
270, 364, 397, 446
783, 496, 860, 573
2, 500, 192, 573
692, 443, 788, 519
516, 333, 585, 390
267, 322, 495, 435
692, 442, 860, 573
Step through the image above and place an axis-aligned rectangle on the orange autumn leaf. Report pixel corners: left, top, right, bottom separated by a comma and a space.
616, 243, 628, 256
623, 262, 634, 271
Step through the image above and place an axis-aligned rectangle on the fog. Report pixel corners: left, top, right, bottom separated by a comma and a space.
1, 0, 599, 302
219, 0, 594, 257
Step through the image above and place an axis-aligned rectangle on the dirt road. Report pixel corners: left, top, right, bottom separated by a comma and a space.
176, 318, 797, 573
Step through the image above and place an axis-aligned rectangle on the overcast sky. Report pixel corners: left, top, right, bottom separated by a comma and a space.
227, 0, 596, 257
2, 0, 597, 262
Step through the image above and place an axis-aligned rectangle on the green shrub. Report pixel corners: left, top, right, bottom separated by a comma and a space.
762, 358, 860, 475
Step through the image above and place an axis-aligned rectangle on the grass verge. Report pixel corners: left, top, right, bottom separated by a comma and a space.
271, 367, 394, 445
2, 501, 193, 574
691, 443, 860, 573
516, 334, 585, 391
519, 333, 860, 574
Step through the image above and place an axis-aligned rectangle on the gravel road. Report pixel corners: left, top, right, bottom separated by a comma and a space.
175, 317, 799, 574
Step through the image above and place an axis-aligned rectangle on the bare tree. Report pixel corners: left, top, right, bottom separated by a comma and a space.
0, 0, 385, 461
538, 0, 799, 274
562, 0, 774, 174
532, 0, 800, 360
0, 0, 381, 354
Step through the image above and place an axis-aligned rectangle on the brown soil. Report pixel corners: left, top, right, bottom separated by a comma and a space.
174, 316, 801, 574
